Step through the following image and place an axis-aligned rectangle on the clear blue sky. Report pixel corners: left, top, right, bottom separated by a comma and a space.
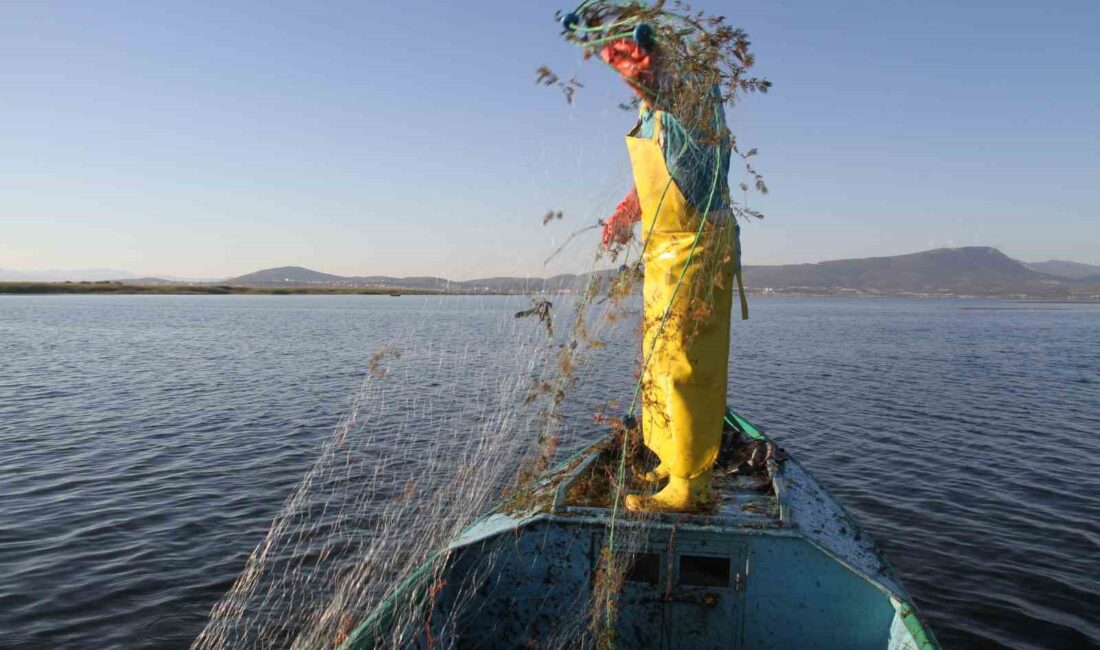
2, 0, 1098, 279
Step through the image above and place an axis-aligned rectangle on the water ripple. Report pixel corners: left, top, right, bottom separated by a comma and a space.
1, 295, 1098, 648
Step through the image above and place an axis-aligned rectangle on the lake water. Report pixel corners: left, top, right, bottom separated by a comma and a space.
1, 295, 1097, 649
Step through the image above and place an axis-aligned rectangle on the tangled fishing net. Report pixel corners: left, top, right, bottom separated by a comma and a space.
195, 2, 768, 648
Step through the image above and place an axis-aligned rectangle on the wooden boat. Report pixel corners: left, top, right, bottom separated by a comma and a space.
344, 408, 938, 649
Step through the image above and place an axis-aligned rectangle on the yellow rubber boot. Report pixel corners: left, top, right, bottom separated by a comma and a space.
625, 470, 713, 512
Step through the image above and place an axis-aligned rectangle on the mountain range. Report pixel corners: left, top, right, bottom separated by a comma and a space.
3, 247, 1099, 298
740, 247, 1098, 296
212, 248, 1099, 297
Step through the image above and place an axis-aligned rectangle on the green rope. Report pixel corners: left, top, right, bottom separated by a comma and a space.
575, 16, 639, 33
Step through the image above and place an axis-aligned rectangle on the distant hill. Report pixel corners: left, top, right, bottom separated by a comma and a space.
1025, 260, 1100, 280
740, 247, 1082, 296
224, 266, 351, 286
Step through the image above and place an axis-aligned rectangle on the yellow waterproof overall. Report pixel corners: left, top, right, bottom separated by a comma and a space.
626, 112, 738, 510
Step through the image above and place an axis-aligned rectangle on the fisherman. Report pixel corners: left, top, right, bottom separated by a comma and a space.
599, 34, 745, 512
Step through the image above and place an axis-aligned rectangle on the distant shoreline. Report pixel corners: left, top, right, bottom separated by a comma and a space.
6, 248, 1098, 300
0, 282, 454, 296
1, 281, 1097, 301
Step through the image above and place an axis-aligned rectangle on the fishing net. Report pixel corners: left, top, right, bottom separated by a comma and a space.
192, 305, 613, 648
195, 2, 768, 648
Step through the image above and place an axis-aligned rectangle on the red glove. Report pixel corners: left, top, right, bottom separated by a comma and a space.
600, 39, 654, 98
602, 188, 641, 250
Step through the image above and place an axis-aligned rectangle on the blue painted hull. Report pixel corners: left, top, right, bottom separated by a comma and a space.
345, 410, 938, 649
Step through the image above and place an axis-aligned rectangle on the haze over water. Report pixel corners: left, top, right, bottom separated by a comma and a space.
1, 295, 1097, 648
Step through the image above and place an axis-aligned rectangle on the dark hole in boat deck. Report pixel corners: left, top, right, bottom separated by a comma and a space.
679, 555, 730, 588
626, 553, 661, 585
